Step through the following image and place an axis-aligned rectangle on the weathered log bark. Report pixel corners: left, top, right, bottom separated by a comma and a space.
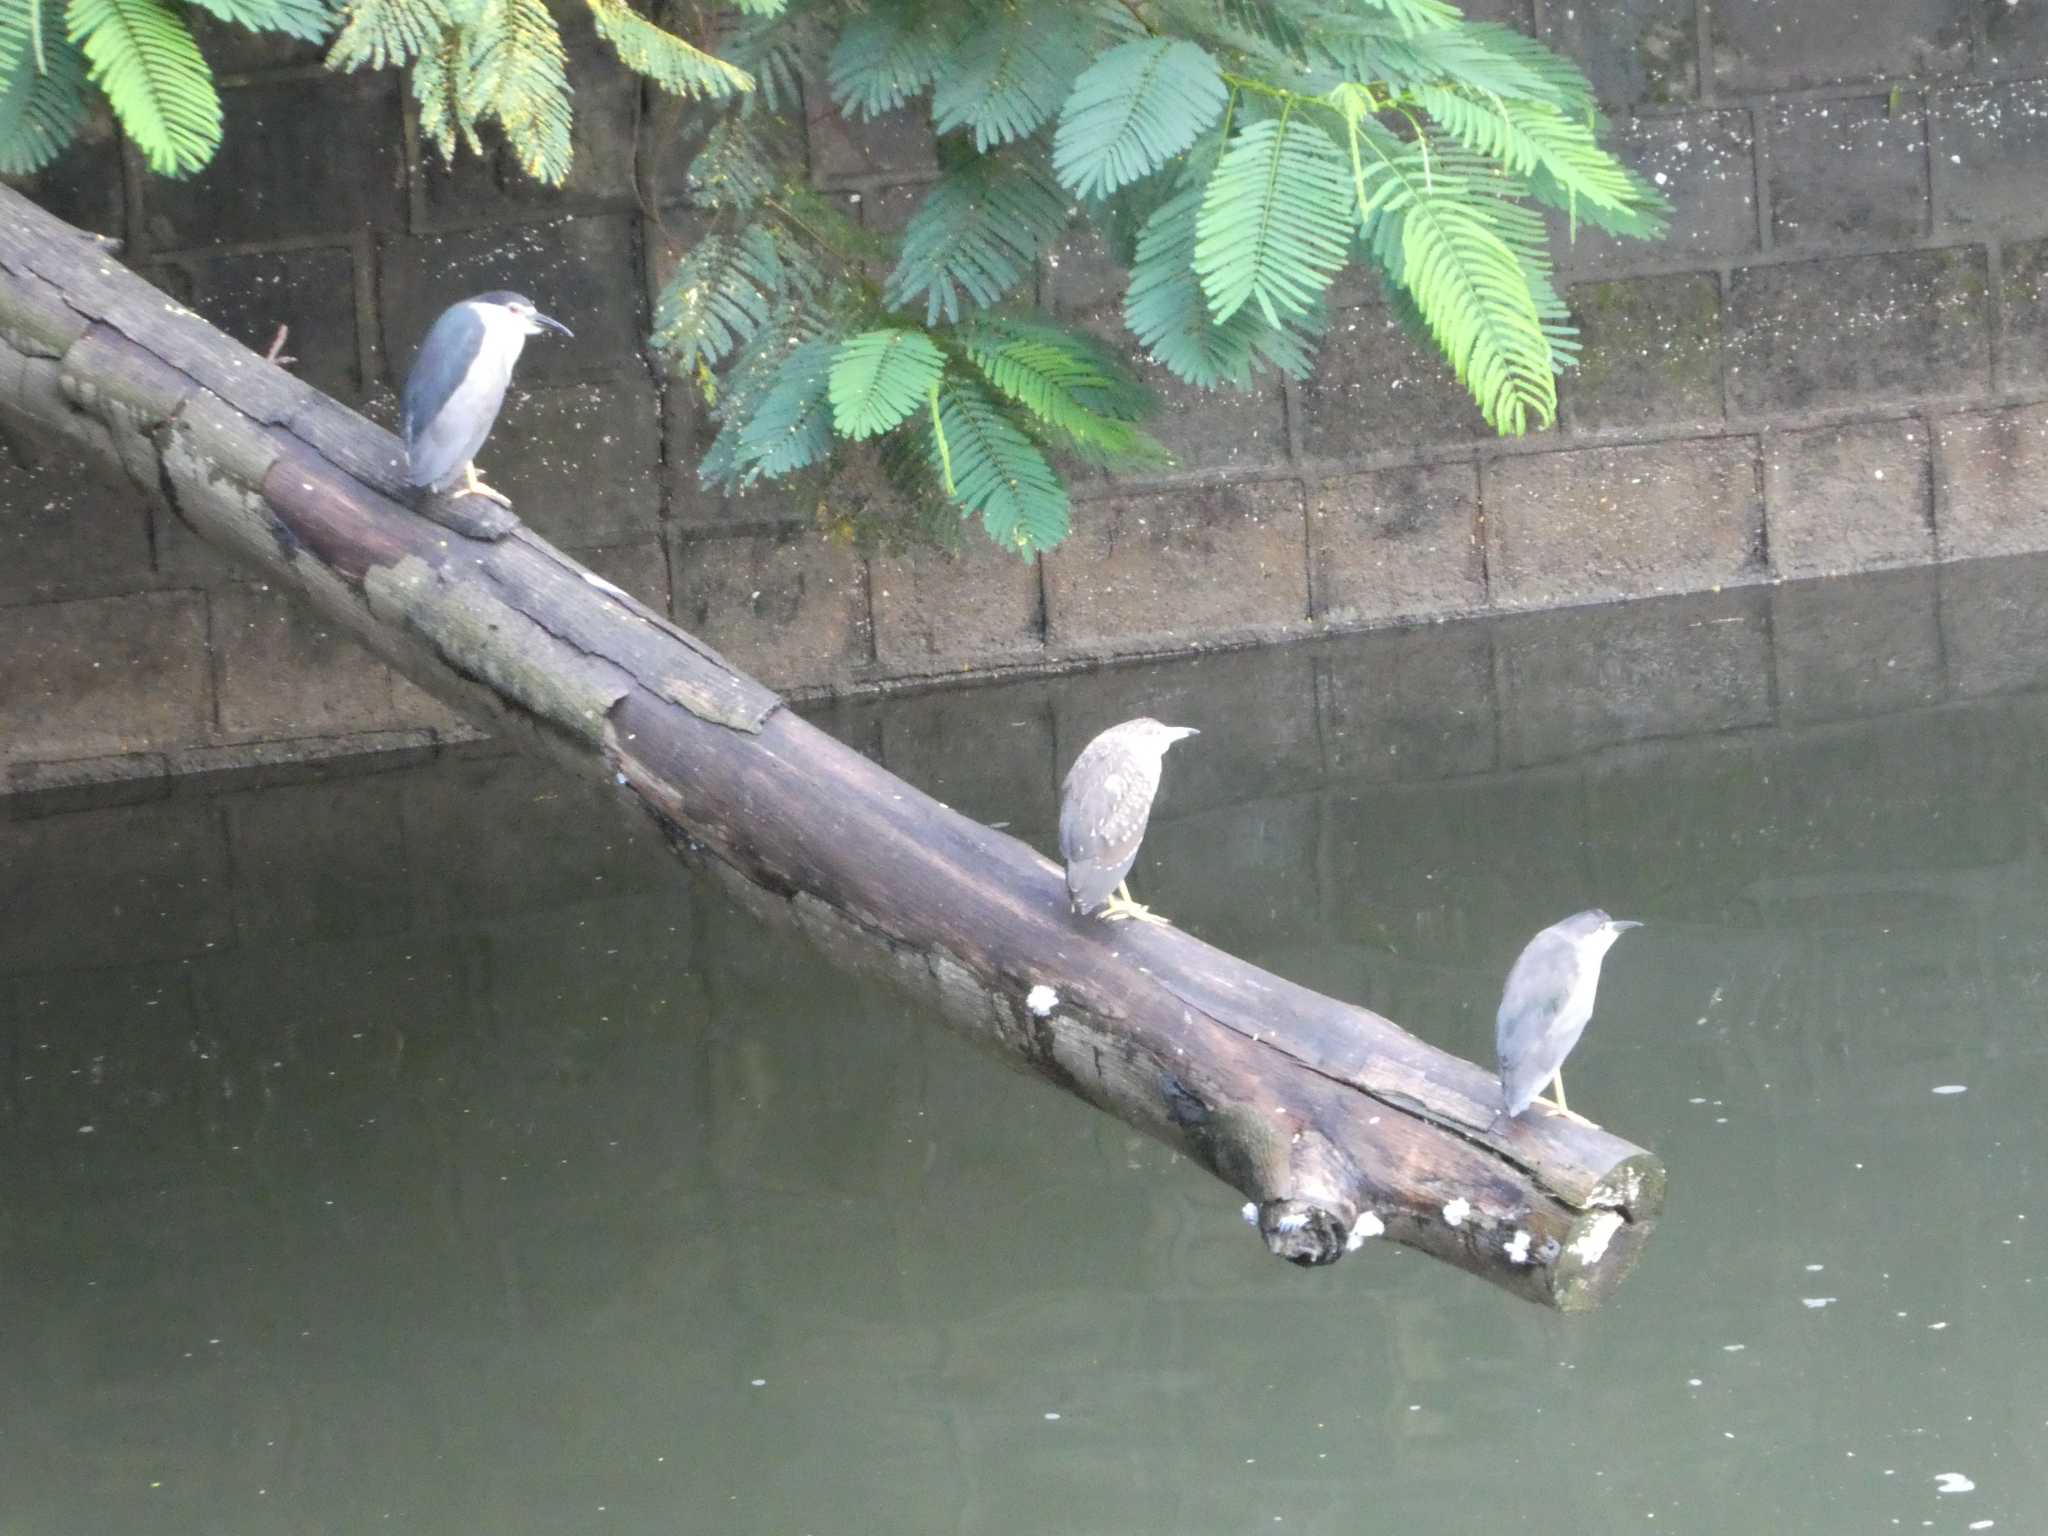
0, 187, 1663, 1309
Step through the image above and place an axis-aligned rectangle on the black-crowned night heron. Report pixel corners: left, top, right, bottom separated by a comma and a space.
401, 292, 571, 509
1495, 909, 1642, 1124
1058, 718, 1198, 925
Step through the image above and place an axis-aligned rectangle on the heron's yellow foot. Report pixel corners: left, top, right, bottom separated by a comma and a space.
1536, 1074, 1599, 1127
449, 462, 513, 507
1100, 881, 1170, 926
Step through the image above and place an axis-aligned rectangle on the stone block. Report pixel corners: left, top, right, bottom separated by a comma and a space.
806, 103, 937, 187
1110, 340, 1288, 479
0, 446, 155, 605
1563, 112, 1757, 271
570, 538, 670, 614
1306, 462, 1485, 624
1930, 82, 2048, 240
473, 376, 663, 546
1043, 480, 1308, 652
1494, 586, 1773, 766
1485, 437, 1763, 608
872, 539, 1044, 672
4, 752, 169, 818
1292, 303, 1489, 461
14, 107, 125, 240
1052, 645, 1325, 817
0, 592, 210, 767
1316, 620, 1498, 784
212, 584, 400, 741
1981, 0, 2048, 70
414, 6, 641, 227
1770, 564, 1943, 724
671, 528, 872, 688
1768, 95, 1931, 249
1709, 0, 1970, 91
223, 776, 412, 943
1561, 272, 1723, 432
2004, 236, 2048, 390
877, 675, 1059, 839
1939, 548, 2048, 696
1763, 418, 1933, 577
140, 76, 403, 248
377, 214, 644, 386
1538, 0, 1698, 109
1932, 403, 2048, 558
1726, 249, 1990, 415
0, 800, 233, 971
176, 245, 363, 401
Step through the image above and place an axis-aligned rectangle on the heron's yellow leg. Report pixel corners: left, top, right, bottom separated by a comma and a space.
449, 461, 513, 507
1100, 881, 1170, 926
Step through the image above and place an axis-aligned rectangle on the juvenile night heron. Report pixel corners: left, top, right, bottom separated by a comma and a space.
1058, 718, 1198, 925
401, 292, 572, 510
1495, 909, 1642, 1124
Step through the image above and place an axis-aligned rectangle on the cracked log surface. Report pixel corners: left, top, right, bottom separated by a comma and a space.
0, 187, 1663, 1309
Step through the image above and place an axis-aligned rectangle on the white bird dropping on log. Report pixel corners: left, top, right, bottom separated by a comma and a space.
1495, 909, 1643, 1122
1346, 1211, 1385, 1250
1441, 1198, 1471, 1228
1025, 984, 1059, 1017
1057, 719, 1198, 925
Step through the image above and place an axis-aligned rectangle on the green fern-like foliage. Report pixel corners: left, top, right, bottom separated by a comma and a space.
958, 316, 1168, 469
829, 328, 946, 439
67, 0, 220, 175
585, 0, 750, 100
325, 0, 443, 71
183, 0, 333, 41
1052, 37, 1226, 200
930, 3, 1092, 152
1193, 110, 1355, 326
0, 7, 90, 175
926, 376, 1070, 553
884, 154, 1068, 325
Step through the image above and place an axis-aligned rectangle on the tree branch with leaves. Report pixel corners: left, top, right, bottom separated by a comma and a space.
3, 0, 1668, 557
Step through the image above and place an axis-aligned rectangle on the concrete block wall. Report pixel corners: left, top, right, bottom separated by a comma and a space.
7, 0, 2048, 792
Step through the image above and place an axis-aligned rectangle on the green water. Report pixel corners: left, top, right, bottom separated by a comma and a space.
3, 563, 2044, 1533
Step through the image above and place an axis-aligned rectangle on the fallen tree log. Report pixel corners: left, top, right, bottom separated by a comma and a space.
0, 186, 1663, 1309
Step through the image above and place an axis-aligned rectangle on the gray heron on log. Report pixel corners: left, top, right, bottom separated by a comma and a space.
1495, 909, 1642, 1125
1058, 718, 1198, 925
401, 292, 570, 527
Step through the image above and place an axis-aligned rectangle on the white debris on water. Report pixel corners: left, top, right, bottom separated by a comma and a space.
1801, 1297, 1838, 1309
1805, 1263, 1826, 1272
1346, 1212, 1385, 1250
1503, 1229, 1533, 1264
1025, 984, 1059, 1017
1441, 1198, 1471, 1228
1568, 1211, 1624, 1264
1933, 1084, 1968, 1095
1722, 1343, 1746, 1353
1934, 1472, 1976, 1494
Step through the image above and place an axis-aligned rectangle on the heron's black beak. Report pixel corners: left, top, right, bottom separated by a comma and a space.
534, 312, 573, 339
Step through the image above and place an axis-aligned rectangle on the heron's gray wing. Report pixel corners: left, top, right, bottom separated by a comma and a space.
1496, 934, 1580, 1112
400, 304, 486, 487
1059, 746, 1159, 910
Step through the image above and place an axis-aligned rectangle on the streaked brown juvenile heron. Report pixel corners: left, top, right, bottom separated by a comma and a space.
1058, 718, 1198, 924
1496, 909, 1642, 1124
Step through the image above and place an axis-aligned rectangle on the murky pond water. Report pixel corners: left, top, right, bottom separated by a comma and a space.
5, 559, 2046, 1533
